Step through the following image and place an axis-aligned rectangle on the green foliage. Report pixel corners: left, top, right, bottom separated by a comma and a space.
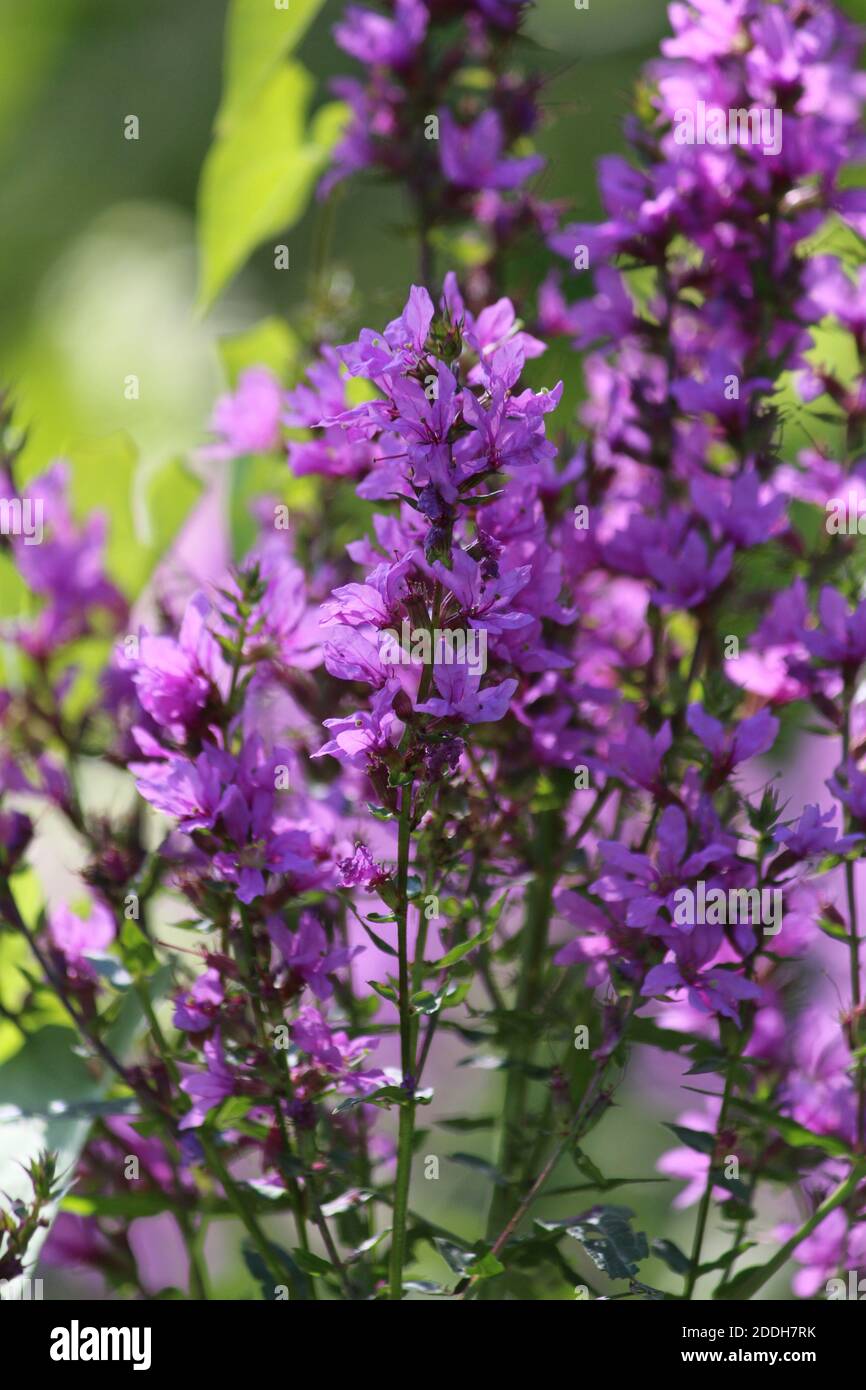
242, 1240, 312, 1300
218, 317, 300, 387
198, 58, 347, 310
218, 0, 328, 131
0, 968, 169, 1282
537, 1204, 649, 1282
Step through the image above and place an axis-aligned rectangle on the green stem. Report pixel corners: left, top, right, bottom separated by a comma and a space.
240, 907, 316, 1274
683, 1061, 737, 1299
486, 808, 560, 1239
199, 1131, 286, 1289
842, 689, 865, 1150
684, 852, 765, 1299
390, 1104, 416, 1301
715, 1151, 765, 1295
176, 1209, 210, 1300
713, 1164, 866, 1300
388, 780, 416, 1300
472, 986, 642, 1286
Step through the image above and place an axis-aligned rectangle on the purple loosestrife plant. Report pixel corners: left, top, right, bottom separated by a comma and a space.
322, 0, 556, 304
3, 0, 866, 1309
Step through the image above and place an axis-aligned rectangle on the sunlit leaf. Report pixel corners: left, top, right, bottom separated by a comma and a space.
197, 61, 347, 310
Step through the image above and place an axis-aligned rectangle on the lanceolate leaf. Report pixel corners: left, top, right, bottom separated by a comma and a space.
219, 0, 327, 131
197, 63, 347, 310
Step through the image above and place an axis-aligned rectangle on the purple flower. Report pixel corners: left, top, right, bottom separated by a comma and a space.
337, 284, 435, 379
432, 548, 532, 635
334, 0, 427, 69
179, 1033, 236, 1129
416, 664, 518, 723
291, 1005, 385, 1094
827, 760, 866, 824
49, 900, 115, 962
803, 587, 866, 669
212, 781, 321, 904
643, 923, 762, 1022
595, 719, 672, 794
173, 968, 224, 1033
672, 354, 774, 433
439, 110, 543, 191
782, 1009, 857, 1144
201, 369, 283, 461
132, 593, 229, 741
687, 704, 779, 769
593, 805, 731, 932
781, 1207, 866, 1299
322, 626, 394, 687
339, 844, 389, 889
0, 809, 32, 867
315, 681, 405, 768
645, 531, 733, 610
267, 912, 362, 1000
690, 469, 786, 548
6, 462, 126, 657
130, 745, 227, 832
774, 804, 861, 859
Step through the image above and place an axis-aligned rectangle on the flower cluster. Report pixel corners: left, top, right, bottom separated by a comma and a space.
323, 0, 554, 306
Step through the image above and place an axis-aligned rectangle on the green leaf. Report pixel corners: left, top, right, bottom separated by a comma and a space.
0, 968, 170, 1289
242, 1241, 310, 1300
291, 1248, 334, 1278
369, 980, 398, 1005
437, 978, 473, 1011
119, 919, 157, 976
65, 436, 200, 598
712, 1262, 773, 1302
574, 1147, 607, 1187
436, 1114, 497, 1132
197, 62, 347, 310
697, 1245, 755, 1276
219, 0, 327, 131
433, 1238, 477, 1278
467, 1250, 505, 1279
651, 1238, 691, 1276
355, 920, 398, 958
818, 913, 853, 944
709, 1167, 751, 1204
630, 1018, 710, 1053
731, 1097, 852, 1158
447, 1153, 508, 1186
67, 432, 139, 596
61, 1191, 174, 1219
227, 452, 290, 561
536, 1205, 649, 1281
684, 1054, 734, 1076
663, 1123, 716, 1155
411, 989, 442, 1016
4, 1095, 139, 1123
430, 919, 496, 971
218, 316, 299, 387
84, 955, 133, 992
334, 1084, 430, 1114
